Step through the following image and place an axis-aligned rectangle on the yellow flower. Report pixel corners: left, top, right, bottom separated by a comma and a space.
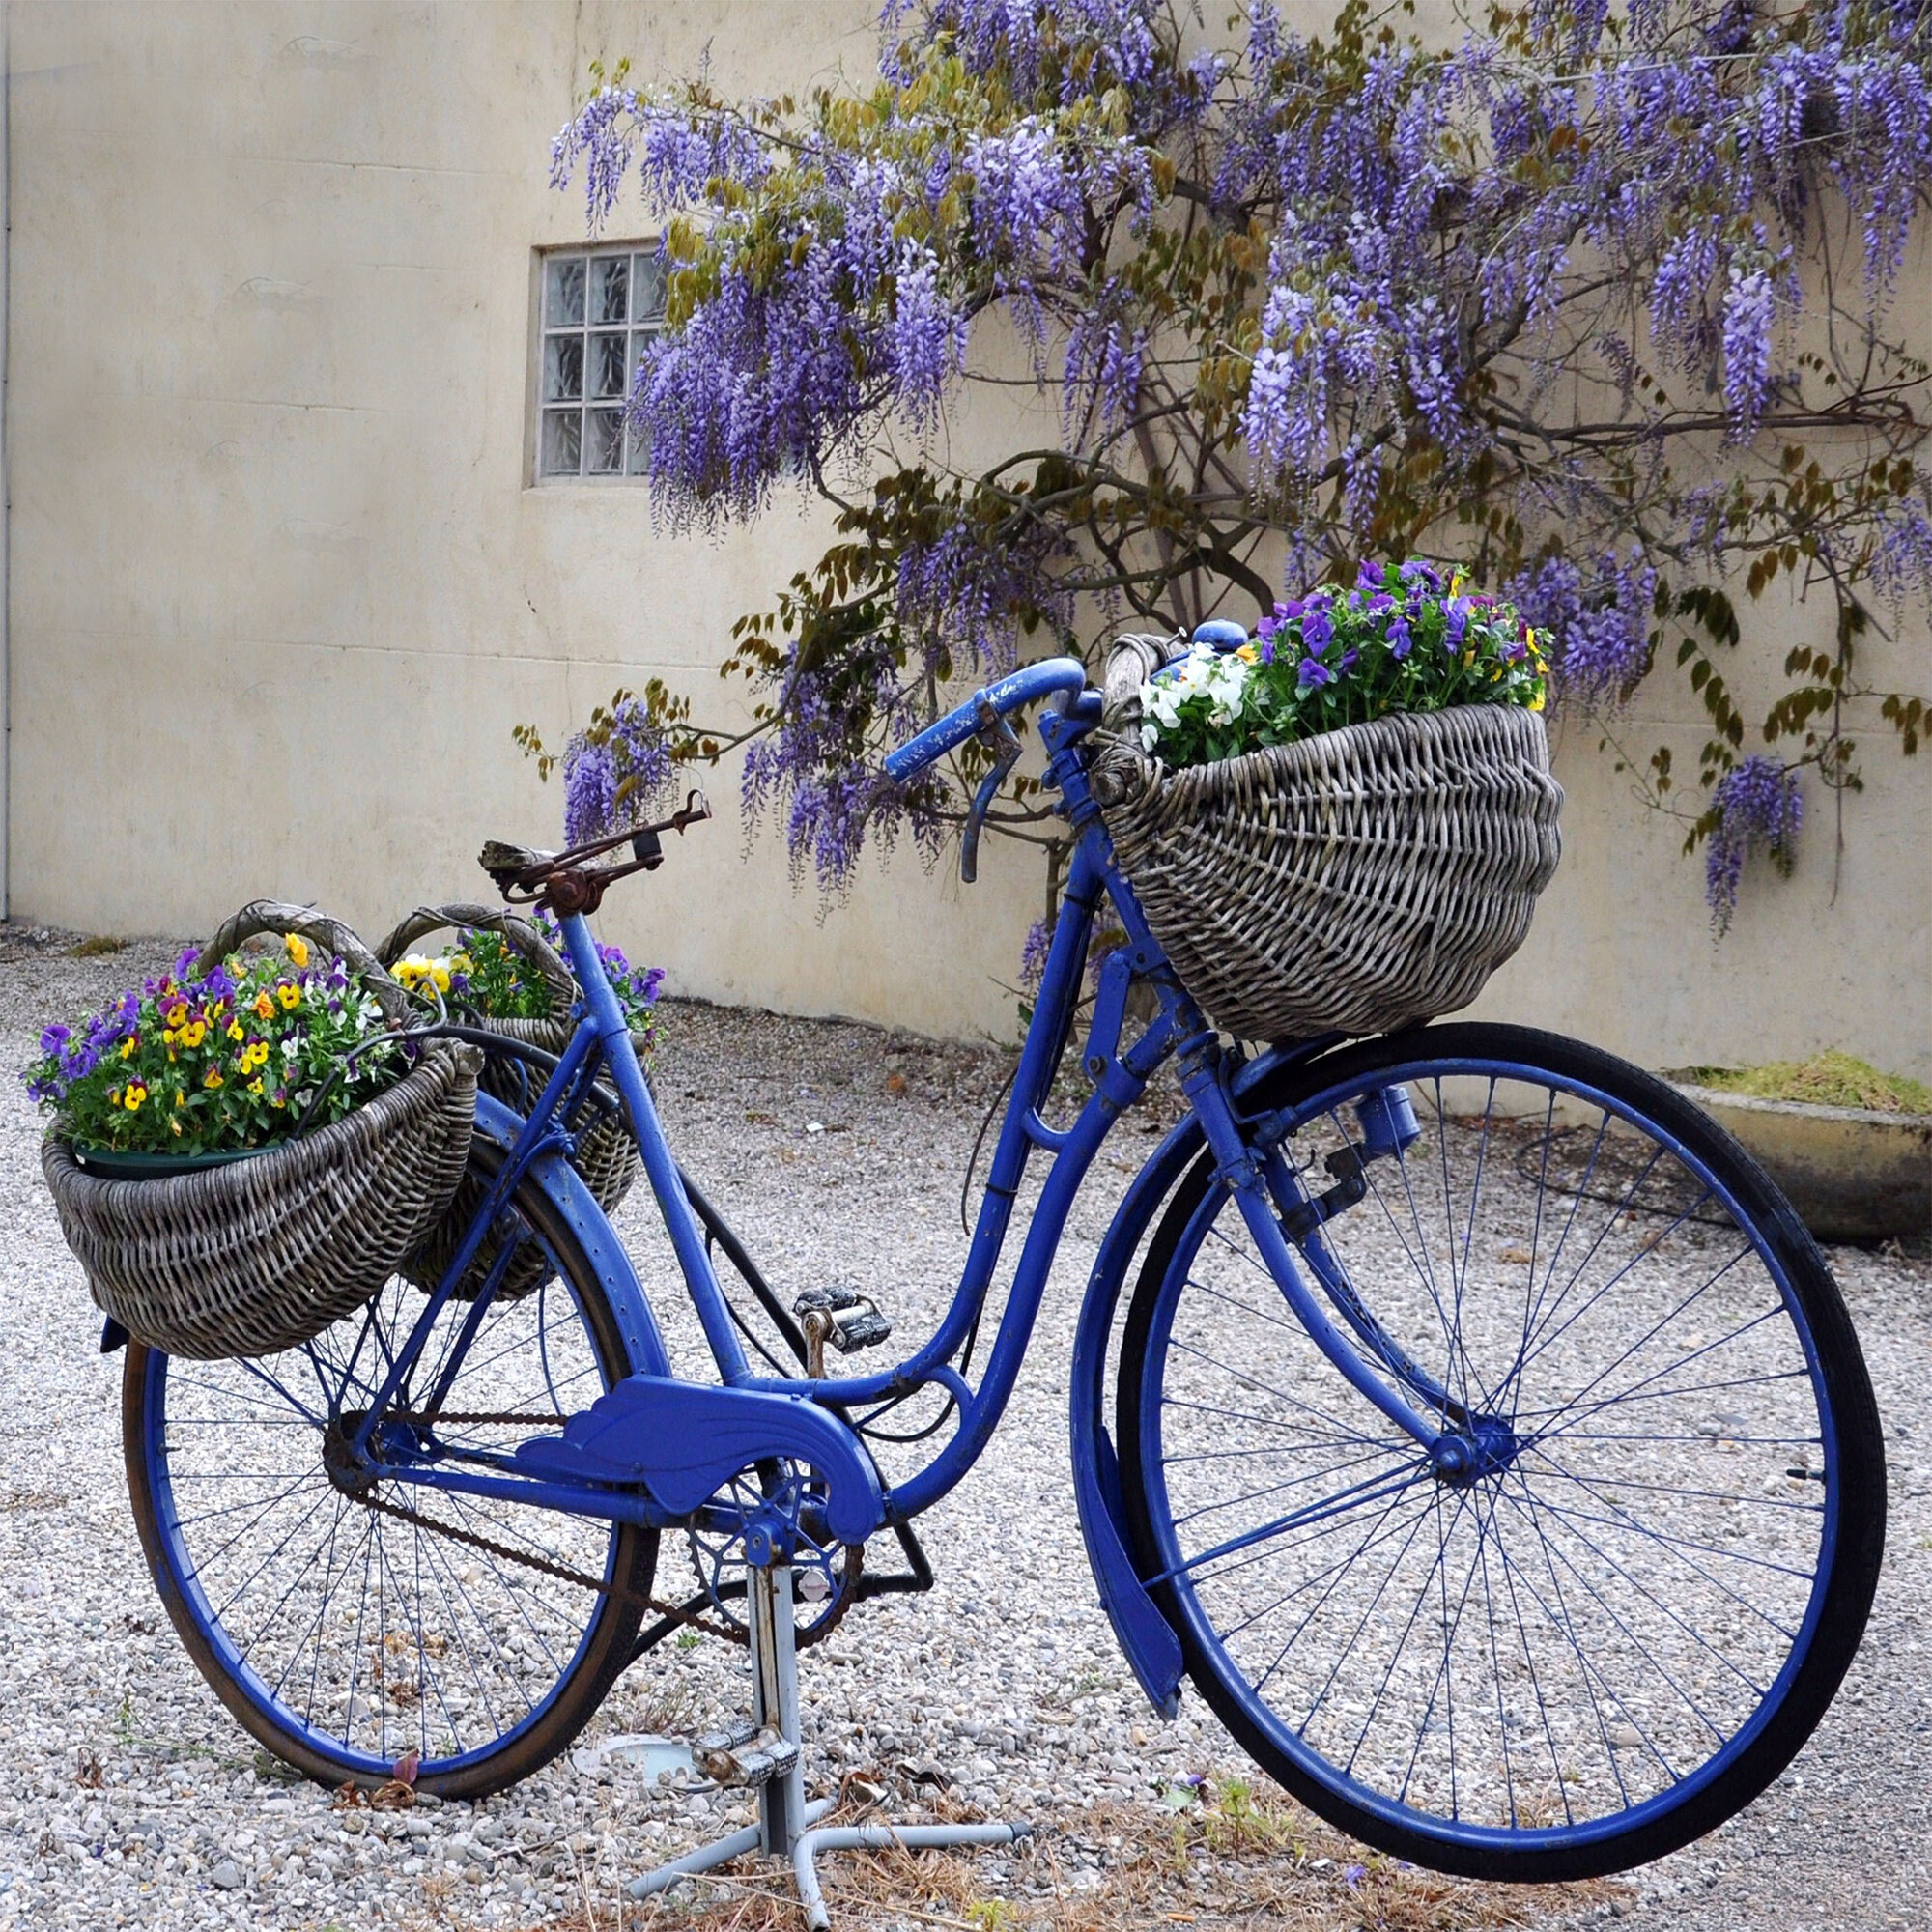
246, 1076, 265, 1097
242, 1040, 269, 1071
169, 1115, 183, 1138
1236, 642, 1260, 664
429, 961, 451, 993
121, 1037, 138, 1060
173, 1090, 185, 1109
277, 982, 301, 1010
450, 952, 474, 976
165, 1001, 188, 1028
253, 992, 275, 1021
1528, 687, 1547, 712
124, 1082, 148, 1112
181, 1020, 206, 1048
204, 1066, 224, 1090
227, 1019, 245, 1042
284, 933, 310, 968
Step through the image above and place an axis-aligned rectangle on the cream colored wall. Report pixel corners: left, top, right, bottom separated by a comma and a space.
6, 2, 1928, 1072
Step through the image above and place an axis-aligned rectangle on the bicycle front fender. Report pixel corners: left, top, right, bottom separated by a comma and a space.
1070, 1037, 1346, 1719
470, 1092, 672, 1380
1071, 1112, 1204, 1719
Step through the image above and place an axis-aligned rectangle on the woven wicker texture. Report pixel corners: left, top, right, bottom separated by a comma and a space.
376, 904, 644, 1299
43, 1042, 480, 1360
1089, 697, 1563, 1041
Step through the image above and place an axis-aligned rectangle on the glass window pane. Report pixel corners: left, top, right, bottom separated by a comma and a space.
541, 408, 582, 476
545, 255, 585, 327
591, 255, 629, 326
591, 331, 630, 400
627, 423, 652, 475
586, 409, 626, 475
633, 250, 668, 322
544, 334, 584, 403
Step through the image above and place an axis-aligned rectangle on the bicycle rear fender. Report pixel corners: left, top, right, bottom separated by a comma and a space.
470, 1093, 672, 1380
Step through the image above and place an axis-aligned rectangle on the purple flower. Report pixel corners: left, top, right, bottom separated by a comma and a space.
1399, 559, 1442, 593
1706, 756, 1804, 931
1342, 1862, 1367, 1886
1367, 592, 1394, 615
1356, 560, 1384, 593
1298, 658, 1333, 688
1337, 648, 1359, 673
1387, 616, 1413, 659
1301, 607, 1334, 649
40, 1022, 71, 1056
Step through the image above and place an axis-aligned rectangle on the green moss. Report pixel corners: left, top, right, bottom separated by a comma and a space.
1681, 1050, 1932, 1115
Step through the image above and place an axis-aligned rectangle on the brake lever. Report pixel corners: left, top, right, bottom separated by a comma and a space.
960, 702, 1024, 885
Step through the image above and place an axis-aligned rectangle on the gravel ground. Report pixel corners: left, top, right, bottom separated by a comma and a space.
0, 922, 1926, 1930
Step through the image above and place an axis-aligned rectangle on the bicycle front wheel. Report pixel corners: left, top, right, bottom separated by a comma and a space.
1119, 1024, 1884, 1880
124, 1147, 657, 1798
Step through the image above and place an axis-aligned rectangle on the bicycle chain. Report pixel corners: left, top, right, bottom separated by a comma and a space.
356, 1410, 859, 1645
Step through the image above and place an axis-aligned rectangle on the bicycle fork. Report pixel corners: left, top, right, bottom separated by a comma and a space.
1180, 1059, 1514, 1485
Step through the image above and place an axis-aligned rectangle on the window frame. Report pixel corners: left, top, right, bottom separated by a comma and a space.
529, 242, 668, 485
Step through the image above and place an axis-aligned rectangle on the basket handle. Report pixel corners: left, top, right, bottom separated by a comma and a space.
1101, 632, 1185, 736
373, 902, 578, 1008
194, 900, 412, 1027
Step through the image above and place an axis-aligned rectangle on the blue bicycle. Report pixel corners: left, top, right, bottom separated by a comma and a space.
121, 652, 1885, 1883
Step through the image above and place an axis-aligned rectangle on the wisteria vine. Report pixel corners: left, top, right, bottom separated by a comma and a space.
534, 0, 1932, 922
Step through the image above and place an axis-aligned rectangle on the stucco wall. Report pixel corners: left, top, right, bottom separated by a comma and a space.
6, 1, 1929, 1073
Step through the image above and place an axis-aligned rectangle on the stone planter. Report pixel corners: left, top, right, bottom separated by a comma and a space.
1667, 1078, 1932, 1244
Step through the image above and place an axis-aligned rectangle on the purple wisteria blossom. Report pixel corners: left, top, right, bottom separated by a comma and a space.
1706, 757, 1804, 932
561, 696, 675, 845
539, 0, 1932, 928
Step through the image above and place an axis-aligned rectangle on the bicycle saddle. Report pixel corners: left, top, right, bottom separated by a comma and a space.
479, 793, 712, 913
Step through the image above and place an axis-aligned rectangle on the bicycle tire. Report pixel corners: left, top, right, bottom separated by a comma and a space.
124, 1144, 657, 1799
1118, 1023, 1884, 1880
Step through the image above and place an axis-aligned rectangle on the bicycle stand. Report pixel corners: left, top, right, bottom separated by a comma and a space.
626, 1555, 1030, 1929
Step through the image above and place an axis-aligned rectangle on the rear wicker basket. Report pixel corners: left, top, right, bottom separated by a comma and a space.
1089, 700, 1564, 1042
42, 898, 480, 1358
376, 904, 644, 1300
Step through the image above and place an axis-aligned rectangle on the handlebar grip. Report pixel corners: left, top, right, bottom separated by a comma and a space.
883, 658, 1090, 783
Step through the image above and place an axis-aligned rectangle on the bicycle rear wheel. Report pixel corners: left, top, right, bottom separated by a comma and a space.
1119, 1024, 1884, 1880
124, 1148, 657, 1798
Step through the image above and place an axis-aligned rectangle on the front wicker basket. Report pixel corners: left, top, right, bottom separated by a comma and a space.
43, 1041, 480, 1360
1089, 702, 1564, 1041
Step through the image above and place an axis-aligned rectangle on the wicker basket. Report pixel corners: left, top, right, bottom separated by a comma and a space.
1089, 665, 1564, 1041
375, 903, 645, 1299
42, 901, 480, 1360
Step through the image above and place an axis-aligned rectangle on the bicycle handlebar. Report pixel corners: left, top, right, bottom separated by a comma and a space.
882, 657, 1090, 783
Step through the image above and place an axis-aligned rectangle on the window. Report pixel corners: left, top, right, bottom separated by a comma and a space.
536, 246, 668, 480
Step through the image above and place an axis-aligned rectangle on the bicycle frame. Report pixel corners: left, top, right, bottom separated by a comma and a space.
349, 699, 1454, 1546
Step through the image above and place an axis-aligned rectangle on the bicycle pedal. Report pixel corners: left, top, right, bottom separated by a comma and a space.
828, 1310, 892, 1352
691, 1722, 799, 1787
793, 1288, 893, 1366
793, 1285, 867, 1316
